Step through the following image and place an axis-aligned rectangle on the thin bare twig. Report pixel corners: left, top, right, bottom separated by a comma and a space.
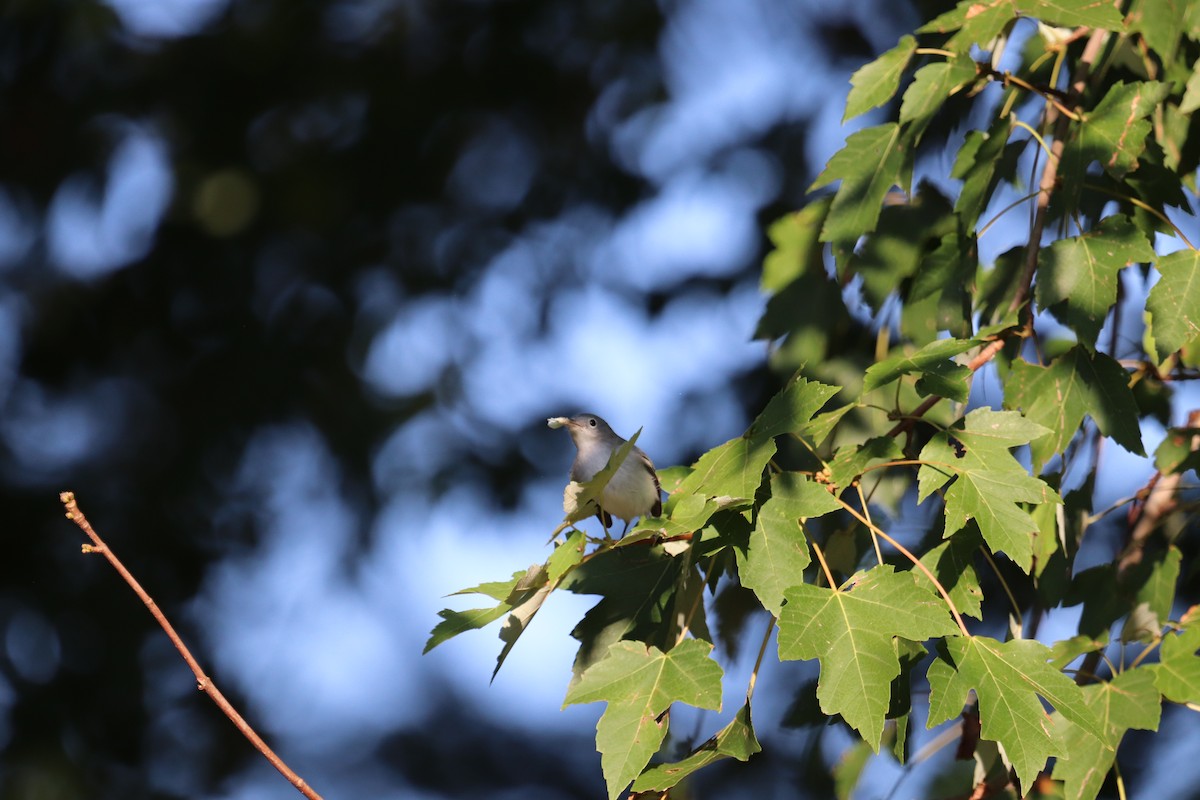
60, 492, 323, 800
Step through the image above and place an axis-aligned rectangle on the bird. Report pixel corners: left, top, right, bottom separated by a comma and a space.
547, 413, 663, 534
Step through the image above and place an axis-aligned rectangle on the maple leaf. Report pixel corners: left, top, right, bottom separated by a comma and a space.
1052, 668, 1161, 800
1036, 215, 1155, 345
739, 472, 839, 615
918, 408, 1061, 572
928, 636, 1104, 791
779, 565, 958, 749
564, 639, 723, 800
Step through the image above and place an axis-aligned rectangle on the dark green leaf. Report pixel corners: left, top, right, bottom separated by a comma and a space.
1036, 215, 1154, 345
828, 436, 904, 495
1051, 667, 1162, 800
761, 200, 831, 293
1154, 426, 1200, 475
812, 124, 910, 249
844, 35, 916, 122
1005, 346, 1145, 470
863, 337, 979, 397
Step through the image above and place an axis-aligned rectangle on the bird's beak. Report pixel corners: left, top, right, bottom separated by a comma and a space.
547, 416, 571, 429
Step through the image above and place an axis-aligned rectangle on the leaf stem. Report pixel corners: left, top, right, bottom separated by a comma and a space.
808, 528, 838, 589
978, 545, 1022, 637
746, 615, 777, 704
835, 497, 971, 637
856, 483, 885, 566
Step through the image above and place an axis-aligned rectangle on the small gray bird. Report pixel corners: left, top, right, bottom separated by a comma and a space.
548, 413, 663, 532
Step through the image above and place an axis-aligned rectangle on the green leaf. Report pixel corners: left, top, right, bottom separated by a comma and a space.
1128, 546, 1182, 640
802, 404, 855, 448
564, 639, 724, 800
1148, 249, 1200, 361
632, 702, 761, 792
1061, 81, 1171, 184
1051, 667, 1162, 800
916, 524, 984, 620
1127, 0, 1184, 62
425, 605, 513, 653
1181, 58, 1200, 115
761, 201, 831, 293
1005, 346, 1145, 470
1153, 620, 1200, 704
740, 473, 839, 615
425, 567, 546, 653
747, 371, 840, 444
863, 337, 979, 399
953, 115, 1015, 230
902, 231, 977, 344
1154, 426, 1200, 475
833, 740, 873, 800
676, 435, 776, 507
847, 187, 955, 311
779, 565, 958, 750
899, 55, 978, 141
919, 0, 1125, 51
844, 35, 916, 122
918, 408, 1060, 572
494, 581, 554, 680
927, 636, 1104, 790
828, 437, 904, 495
1036, 215, 1155, 345
812, 124, 910, 249
918, 1, 1012, 51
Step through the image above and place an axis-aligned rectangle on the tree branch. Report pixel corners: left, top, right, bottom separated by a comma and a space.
60, 492, 323, 800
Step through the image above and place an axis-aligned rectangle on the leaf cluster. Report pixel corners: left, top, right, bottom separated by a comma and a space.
430, 2, 1200, 797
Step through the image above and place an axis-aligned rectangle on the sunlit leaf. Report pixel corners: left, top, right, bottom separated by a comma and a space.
812, 124, 910, 249
918, 408, 1060, 572
632, 702, 761, 792
845, 35, 916, 122
927, 636, 1103, 790
899, 55, 979, 141
740, 472, 839, 615
747, 371, 840, 444
676, 436, 775, 507
1153, 619, 1200, 704
1148, 249, 1200, 362
779, 565, 957, 749
1005, 346, 1145, 470
564, 639, 723, 799
1051, 667, 1162, 800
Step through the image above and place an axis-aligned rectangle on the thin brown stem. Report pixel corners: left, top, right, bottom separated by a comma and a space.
1009, 28, 1109, 320
60, 492, 323, 800
835, 497, 971, 637
746, 616, 777, 704
808, 532, 838, 589
887, 337, 1009, 439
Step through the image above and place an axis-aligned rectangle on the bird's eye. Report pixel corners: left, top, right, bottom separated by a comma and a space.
588, 418, 597, 427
